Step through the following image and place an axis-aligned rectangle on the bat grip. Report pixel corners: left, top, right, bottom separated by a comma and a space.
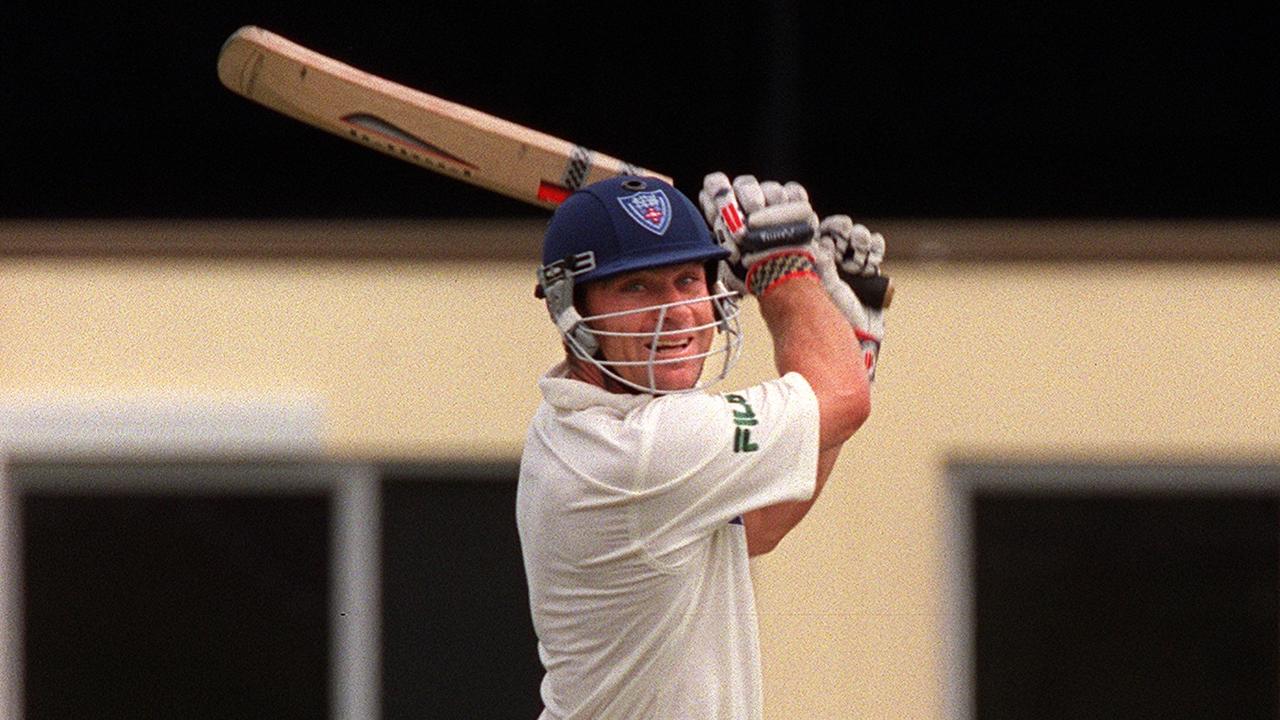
842, 271, 894, 310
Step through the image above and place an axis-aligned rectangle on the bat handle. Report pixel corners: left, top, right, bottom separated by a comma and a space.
844, 272, 894, 310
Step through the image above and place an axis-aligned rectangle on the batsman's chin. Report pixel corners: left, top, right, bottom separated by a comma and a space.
647, 356, 709, 392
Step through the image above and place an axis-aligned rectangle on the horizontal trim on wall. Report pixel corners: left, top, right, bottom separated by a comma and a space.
2, 218, 1277, 262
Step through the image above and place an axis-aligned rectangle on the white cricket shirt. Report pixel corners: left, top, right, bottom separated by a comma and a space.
517, 363, 820, 719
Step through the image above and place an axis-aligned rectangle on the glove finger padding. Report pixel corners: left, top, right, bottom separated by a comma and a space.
745, 201, 818, 233
759, 180, 786, 207
732, 175, 818, 261
820, 215, 885, 276
743, 177, 817, 236
783, 181, 809, 204
864, 227, 886, 269
698, 171, 731, 226
731, 175, 767, 214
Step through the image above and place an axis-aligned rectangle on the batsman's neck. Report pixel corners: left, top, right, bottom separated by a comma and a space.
565, 352, 643, 395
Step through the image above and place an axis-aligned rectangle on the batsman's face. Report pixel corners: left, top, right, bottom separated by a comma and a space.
581, 262, 717, 392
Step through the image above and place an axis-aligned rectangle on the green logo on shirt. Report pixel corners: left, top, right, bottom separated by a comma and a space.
724, 394, 759, 453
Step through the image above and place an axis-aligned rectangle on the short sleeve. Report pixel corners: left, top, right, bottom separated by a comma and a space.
625, 371, 820, 562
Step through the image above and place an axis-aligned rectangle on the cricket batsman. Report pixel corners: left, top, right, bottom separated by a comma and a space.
517, 172, 886, 718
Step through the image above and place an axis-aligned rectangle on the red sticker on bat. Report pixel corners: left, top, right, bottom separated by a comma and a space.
538, 182, 573, 205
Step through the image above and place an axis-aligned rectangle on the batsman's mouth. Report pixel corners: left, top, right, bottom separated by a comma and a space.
646, 337, 695, 356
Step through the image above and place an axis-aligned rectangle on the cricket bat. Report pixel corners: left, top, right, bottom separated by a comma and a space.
216, 26, 893, 309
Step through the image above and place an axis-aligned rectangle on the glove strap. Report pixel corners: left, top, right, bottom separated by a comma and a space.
745, 251, 819, 298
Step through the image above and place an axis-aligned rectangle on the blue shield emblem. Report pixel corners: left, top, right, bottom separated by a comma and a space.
617, 190, 672, 236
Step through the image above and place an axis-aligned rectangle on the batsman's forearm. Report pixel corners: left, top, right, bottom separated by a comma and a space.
758, 277, 870, 449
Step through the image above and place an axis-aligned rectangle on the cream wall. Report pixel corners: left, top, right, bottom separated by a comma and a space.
752, 260, 1280, 719
3, 235, 1278, 718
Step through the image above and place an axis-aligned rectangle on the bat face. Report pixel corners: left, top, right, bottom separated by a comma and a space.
217, 26, 668, 209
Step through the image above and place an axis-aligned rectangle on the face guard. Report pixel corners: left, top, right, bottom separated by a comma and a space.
563, 283, 743, 394
537, 175, 745, 393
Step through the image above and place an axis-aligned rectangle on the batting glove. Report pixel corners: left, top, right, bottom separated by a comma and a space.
814, 215, 887, 382
698, 172, 820, 298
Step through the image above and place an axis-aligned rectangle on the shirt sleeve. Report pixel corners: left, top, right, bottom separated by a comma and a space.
624, 371, 821, 565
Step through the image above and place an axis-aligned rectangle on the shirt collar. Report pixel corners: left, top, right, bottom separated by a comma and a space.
537, 362, 654, 413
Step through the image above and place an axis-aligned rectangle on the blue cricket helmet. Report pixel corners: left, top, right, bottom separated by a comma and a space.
540, 175, 728, 286
534, 175, 745, 394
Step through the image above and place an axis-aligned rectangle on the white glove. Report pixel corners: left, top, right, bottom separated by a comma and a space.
822, 215, 885, 279
698, 172, 820, 297
814, 215, 887, 381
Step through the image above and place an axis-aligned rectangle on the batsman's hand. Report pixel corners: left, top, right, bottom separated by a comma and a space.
698, 172, 820, 297
814, 215, 887, 381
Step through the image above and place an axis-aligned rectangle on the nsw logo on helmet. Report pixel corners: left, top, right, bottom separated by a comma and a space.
617, 189, 672, 236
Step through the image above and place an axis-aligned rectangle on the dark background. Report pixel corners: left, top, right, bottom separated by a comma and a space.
974, 491, 1279, 719
21, 463, 542, 720
24, 492, 333, 719
381, 475, 541, 718
4, 2, 1277, 219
